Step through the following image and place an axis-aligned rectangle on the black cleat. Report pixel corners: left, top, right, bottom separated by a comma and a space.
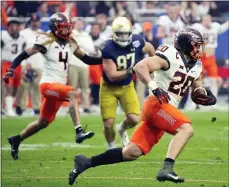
83, 108, 91, 113
68, 155, 90, 185
156, 169, 184, 183
76, 125, 94, 144
8, 136, 20, 160
15, 106, 24, 116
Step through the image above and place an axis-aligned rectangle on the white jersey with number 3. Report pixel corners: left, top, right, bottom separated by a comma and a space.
152, 44, 202, 107
1, 30, 27, 62
35, 33, 78, 84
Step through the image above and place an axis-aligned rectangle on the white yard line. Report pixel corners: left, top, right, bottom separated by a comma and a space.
1, 142, 225, 151
2, 176, 228, 183
2, 159, 226, 165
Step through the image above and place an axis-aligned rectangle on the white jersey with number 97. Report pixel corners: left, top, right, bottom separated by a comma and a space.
35, 33, 78, 84
151, 44, 202, 107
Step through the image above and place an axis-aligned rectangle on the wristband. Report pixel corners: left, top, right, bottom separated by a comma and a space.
148, 80, 158, 90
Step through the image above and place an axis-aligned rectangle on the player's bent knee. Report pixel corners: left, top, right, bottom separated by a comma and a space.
127, 114, 140, 125
122, 143, 142, 161
67, 90, 78, 100
180, 123, 194, 137
103, 118, 114, 129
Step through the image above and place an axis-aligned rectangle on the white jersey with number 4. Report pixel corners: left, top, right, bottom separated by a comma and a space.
35, 32, 78, 84
1, 30, 27, 62
152, 44, 202, 107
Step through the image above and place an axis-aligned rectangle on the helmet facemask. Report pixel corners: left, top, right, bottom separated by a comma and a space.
190, 41, 206, 60
111, 17, 133, 47
55, 22, 73, 40
113, 31, 132, 47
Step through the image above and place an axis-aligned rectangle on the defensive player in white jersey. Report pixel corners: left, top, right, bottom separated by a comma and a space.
189, 14, 229, 109
16, 13, 44, 116
1, 18, 27, 116
156, 2, 185, 44
3, 12, 103, 160
68, 28, 217, 185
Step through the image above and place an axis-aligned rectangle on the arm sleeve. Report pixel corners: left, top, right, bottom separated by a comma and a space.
80, 54, 102, 65
10, 51, 30, 69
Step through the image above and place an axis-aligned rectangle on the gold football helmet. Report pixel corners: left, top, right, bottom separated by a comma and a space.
112, 17, 133, 47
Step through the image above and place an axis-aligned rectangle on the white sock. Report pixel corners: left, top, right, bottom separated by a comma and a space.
119, 120, 126, 131
107, 141, 116, 149
75, 125, 82, 129
5, 96, 14, 113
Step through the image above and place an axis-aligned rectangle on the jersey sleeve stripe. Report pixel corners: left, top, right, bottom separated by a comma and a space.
155, 53, 170, 71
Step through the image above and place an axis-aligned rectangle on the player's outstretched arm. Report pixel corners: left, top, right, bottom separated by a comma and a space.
74, 47, 102, 65
3, 45, 41, 83
142, 42, 155, 57
103, 59, 133, 82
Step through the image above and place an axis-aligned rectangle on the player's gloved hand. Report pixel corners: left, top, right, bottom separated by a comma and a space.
193, 89, 217, 106
126, 67, 135, 76
148, 80, 170, 104
152, 87, 171, 104
3, 68, 14, 84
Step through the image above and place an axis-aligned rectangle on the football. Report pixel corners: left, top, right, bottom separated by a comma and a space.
191, 87, 207, 100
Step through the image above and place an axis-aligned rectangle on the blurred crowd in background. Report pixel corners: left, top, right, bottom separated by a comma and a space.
2, 1, 229, 21
1, 1, 229, 116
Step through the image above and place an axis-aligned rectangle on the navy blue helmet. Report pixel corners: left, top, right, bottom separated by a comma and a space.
49, 12, 73, 40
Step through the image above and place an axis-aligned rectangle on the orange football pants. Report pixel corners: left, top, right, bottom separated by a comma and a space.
39, 83, 75, 123
130, 96, 191, 155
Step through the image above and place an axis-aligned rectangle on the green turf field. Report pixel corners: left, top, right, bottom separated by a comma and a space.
1, 111, 228, 187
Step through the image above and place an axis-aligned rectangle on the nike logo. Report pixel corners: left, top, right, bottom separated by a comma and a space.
72, 169, 77, 173
168, 174, 179, 180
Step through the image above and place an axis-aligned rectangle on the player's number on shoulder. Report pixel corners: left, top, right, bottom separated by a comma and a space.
158, 45, 169, 52
117, 53, 135, 70
59, 52, 68, 70
168, 71, 195, 97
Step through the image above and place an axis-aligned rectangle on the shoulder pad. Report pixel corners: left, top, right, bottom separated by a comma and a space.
155, 44, 178, 70
34, 32, 55, 47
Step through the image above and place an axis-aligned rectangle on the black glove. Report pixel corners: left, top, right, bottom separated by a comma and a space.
152, 87, 171, 104
193, 89, 217, 106
3, 68, 14, 84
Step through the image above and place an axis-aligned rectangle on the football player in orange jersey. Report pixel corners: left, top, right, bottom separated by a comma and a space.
3, 13, 103, 160
68, 28, 217, 185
